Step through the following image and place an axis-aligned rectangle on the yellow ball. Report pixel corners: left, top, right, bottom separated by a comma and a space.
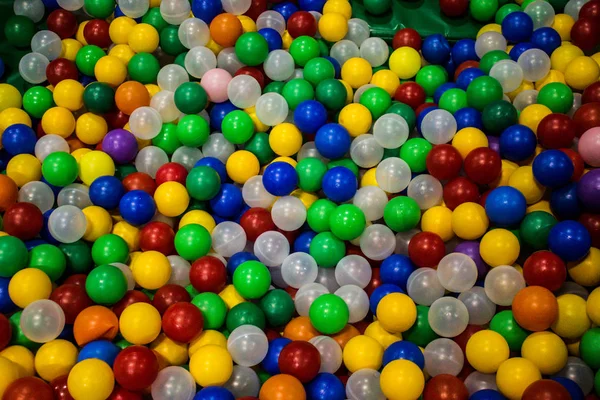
480, 229, 520, 267
128, 23, 160, 53
552, 14, 575, 41
82, 206, 113, 241
119, 302, 162, 345
206, 38, 224, 55
154, 181, 190, 217
380, 359, 425, 400
8, 268, 52, 308
564, 56, 600, 90
79, 150, 115, 186
238, 15, 257, 32
0, 84, 22, 112
0, 346, 35, 377
53, 79, 84, 111
587, 287, 600, 326
496, 358, 541, 400
76, 112, 108, 144
6, 154, 41, 187
245, 106, 269, 132
371, 69, 401, 96
535, 69, 566, 90
364, 321, 402, 349
592, 52, 600, 68
269, 123, 302, 156
323, 0, 352, 18
318, 13, 348, 42
360, 167, 379, 188
521, 331, 568, 375
189, 330, 228, 357
519, 104, 552, 133
491, 159, 518, 188
131, 250, 172, 290
179, 210, 216, 232
451, 202, 488, 240
291, 189, 318, 209
422, 206, 454, 242
527, 200, 553, 215
226, 150, 260, 184
0, 108, 31, 134
219, 284, 246, 309
108, 44, 136, 66
551, 294, 591, 339
508, 166, 545, 204
551, 45, 584, 73
112, 221, 140, 251
376, 293, 417, 333
109, 16, 137, 44
0, 356, 21, 398
76, 21, 89, 45
568, 247, 600, 286
95, 56, 127, 87
507, 80, 534, 101
41, 107, 76, 138
146, 84, 161, 98
151, 334, 189, 367
466, 330, 509, 373
67, 359, 115, 400
341, 57, 373, 89
339, 79, 353, 104
34, 339, 78, 381
60, 38, 82, 61
342, 335, 384, 373
452, 128, 488, 159
189, 344, 233, 386
477, 23, 502, 37
339, 103, 372, 137
71, 148, 92, 164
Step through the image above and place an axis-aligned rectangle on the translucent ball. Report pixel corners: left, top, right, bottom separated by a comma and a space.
458, 286, 497, 325
353, 186, 388, 222
287, 68, 304, 82
376, 157, 412, 193
354, 84, 376, 104
565, 0, 590, 20
281, 252, 318, 289
513, 89, 539, 112
202, 133, 235, 163
19, 181, 55, 213
184, 46, 217, 79
475, 32, 507, 58
20, 299, 65, 343
359, 224, 396, 261
424, 338, 464, 377
421, 109, 457, 145
490, 60, 524, 93
254, 230, 290, 267
14, 0, 45, 23
395, 228, 420, 256
19, 52, 49, 84
223, 366, 260, 398
298, 142, 327, 162
118, 0, 149, 18
568, 93, 582, 118
428, 297, 470, 337
295, 283, 329, 316
160, 0, 191, 25
167, 255, 191, 287
263, 50, 295, 82
48, 205, 87, 243
373, 114, 409, 149
309, 336, 343, 374
222, 0, 251, 14
271, 196, 307, 232
211, 222, 247, 258
360, 37, 389, 67
350, 134, 384, 168
129, 106, 163, 140
335, 255, 372, 288
151, 366, 196, 400
57, 184, 92, 209
436, 253, 478, 293
407, 267, 445, 306
525, 0, 556, 29
217, 47, 244, 76
407, 175, 443, 210
255, 93, 289, 126
56, 0, 83, 11
335, 285, 370, 323
464, 372, 498, 395
158, 64, 189, 91
31, 30, 62, 61
178, 18, 210, 49
346, 369, 385, 400
151, 90, 181, 123
110, 262, 135, 290
517, 49, 551, 82
227, 325, 268, 367
556, 356, 594, 395
484, 265, 526, 306
256, 11, 286, 33
135, 146, 169, 178
242, 175, 276, 208
228, 75, 261, 109
330, 40, 360, 66
171, 147, 203, 171
345, 18, 370, 46
34, 134, 69, 162
316, 267, 340, 292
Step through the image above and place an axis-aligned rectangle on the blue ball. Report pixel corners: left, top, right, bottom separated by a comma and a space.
532, 150, 574, 188
485, 186, 527, 226
25, 239, 47, 251
380, 255, 415, 291
90, 176, 125, 210
227, 251, 259, 276
40, 209, 60, 245
41, 0, 59, 9
509, 42, 534, 61
77, 340, 121, 366
272, 1, 298, 20
434, 82, 458, 104
298, 0, 327, 12
322, 167, 357, 203
263, 161, 298, 196
294, 230, 317, 253
382, 340, 425, 368
455, 107, 484, 130
324, 56, 341, 78
79, 75, 96, 86
259, 28, 283, 52
0, 58, 4, 79
306, 373, 346, 400
451, 39, 478, 65
295, 100, 328, 134
531, 27, 561, 55
501, 11, 534, 43
0, 149, 9, 171
191, 0, 223, 24
1, 124, 36, 156
58, 324, 74, 341
195, 156, 228, 183
470, 389, 506, 400
550, 183, 582, 220
262, 337, 292, 375
369, 283, 403, 314
551, 377, 584, 400
315, 123, 351, 159
548, 220, 591, 262
499, 124, 537, 162
0, 277, 16, 314
422, 34, 451, 65
119, 190, 156, 225
443, 56, 456, 79
193, 387, 235, 400
209, 101, 238, 131
456, 68, 485, 90
209, 183, 243, 218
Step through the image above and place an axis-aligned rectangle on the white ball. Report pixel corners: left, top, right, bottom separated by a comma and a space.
150, 90, 181, 123
185, 46, 217, 79
118, 0, 149, 18
34, 134, 69, 162
57, 0, 83, 11
309, 336, 343, 373
263, 50, 294, 82
353, 186, 388, 221
255, 93, 289, 126
344, 18, 370, 46
31, 30, 62, 60
221, 0, 251, 14
178, 18, 210, 49
256, 11, 286, 33
475, 32, 507, 58
565, 0, 590, 20
407, 174, 443, 210
281, 252, 318, 289
360, 37, 389, 67
428, 296, 470, 337
160, 0, 191, 25
464, 371, 498, 395
373, 113, 409, 149
335, 255, 372, 288
158, 64, 189, 91
223, 366, 261, 398
14, 0, 45, 23
350, 134, 384, 168
19, 181, 55, 213
151, 367, 196, 400
130, 106, 163, 139
254, 231, 290, 267
375, 157, 411, 193
171, 146, 203, 171
359, 224, 396, 261
56, 183, 92, 209
217, 47, 245, 75
407, 267, 445, 306
211, 222, 247, 257
271, 196, 306, 231
421, 109, 457, 144
19, 52, 49, 84
525, 0, 556, 29
202, 133, 235, 163
335, 285, 370, 323
135, 146, 169, 178
48, 205, 87, 243
436, 252, 478, 293
484, 265, 526, 306
424, 338, 464, 377
167, 256, 191, 287
489, 60, 524, 93
295, 283, 329, 316
346, 369, 385, 400
458, 286, 497, 325
242, 175, 276, 208
517, 49, 551, 82
20, 300, 65, 343
330, 40, 360, 66
227, 325, 269, 367
513, 89, 539, 112
228, 75, 262, 109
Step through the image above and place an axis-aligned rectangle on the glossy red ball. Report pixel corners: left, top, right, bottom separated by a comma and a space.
122, 172, 157, 195
50, 376, 73, 400
0, 314, 11, 351
423, 374, 469, 400
47, 9, 77, 39
139, 221, 175, 255
560, 148, 585, 181
573, 102, 600, 137
522, 379, 571, 400
579, 213, 600, 248
395, 82, 426, 109
287, 11, 318, 38
523, 251, 567, 292
244, 0, 267, 20
579, 0, 600, 19
570, 17, 600, 51
278, 341, 321, 383
439, 0, 469, 17
108, 386, 143, 400
155, 162, 188, 186
408, 232, 446, 268
3, 202, 43, 240
240, 207, 276, 241
63, 274, 87, 287
583, 82, 600, 104
189, 256, 227, 294
4, 377, 55, 400
464, 147, 501, 185
83, 19, 112, 48
537, 113, 576, 149
443, 177, 480, 210
46, 58, 79, 87
112, 290, 152, 318
415, 102, 437, 116
105, 110, 129, 129
392, 28, 422, 50
113, 346, 159, 392
50, 284, 94, 324
152, 284, 192, 315
162, 302, 204, 343
426, 144, 463, 181
364, 267, 381, 297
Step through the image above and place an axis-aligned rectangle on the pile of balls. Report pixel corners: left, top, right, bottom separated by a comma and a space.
0, 0, 600, 399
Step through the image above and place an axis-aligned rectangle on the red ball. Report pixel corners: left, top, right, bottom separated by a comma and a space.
244, 0, 267, 20
3, 377, 55, 400
3, 202, 43, 240
105, 110, 129, 130
522, 379, 571, 400
573, 102, 600, 137
240, 207, 276, 241
583, 82, 600, 104
50, 375, 73, 400
139, 221, 175, 255
63, 274, 87, 287
235, 66, 266, 89
392, 28, 422, 50
162, 302, 204, 343
523, 251, 566, 292
423, 374, 469, 400
454, 62, 480, 81
50, 284, 94, 324
408, 232, 446, 268
122, 172, 157, 195
0, 314, 11, 351
439, 0, 469, 17
395, 82, 427, 110
579, 213, 600, 248
189, 256, 227, 293
155, 162, 188, 186
46, 58, 79, 87
443, 177, 480, 210
560, 148, 585, 181
426, 144, 463, 181
112, 290, 152, 318
570, 17, 600, 51
579, 0, 600, 19
108, 386, 143, 400
287, 11, 318, 38
47, 9, 77, 39
453, 325, 484, 353
463, 147, 501, 185
365, 267, 381, 297
278, 341, 321, 383
152, 284, 192, 315
83, 19, 112, 48
537, 113, 576, 149
113, 346, 159, 392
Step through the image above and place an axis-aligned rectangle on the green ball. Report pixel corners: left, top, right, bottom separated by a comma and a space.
283, 79, 315, 110
23, 86, 55, 119
192, 292, 227, 330
83, 82, 115, 114
364, 0, 392, 15
0, 235, 28, 278
309, 232, 346, 268
289, 36, 320, 67
226, 302, 266, 331
245, 132, 275, 165
59, 241, 93, 274
307, 199, 337, 232
186, 166, 221, 201
519, 211, 557, 250
360, 87, 392, 119
115, 164, 137, 180
482, 100, 518, 136
309, 293, 349, 334
152, 123, 182, 155
402, 305, 439, 347
383, 196, 421, 232
264, 81, 285, 95
233, 260, 271, 300
142, 7, 169, 32
235, 32, 269, 66
329, 204, 366, 241
128, 53, 161, 84
387, 102, 416, 131
467, 76, 504, 111
222, 110, 255, 144
28, 244, 66, 282
317, 39, 330, 57
177, 115, 210, 147
174, 82, 208, 115
438, 88, 468, 114
4, 16, 36, 48
85, 265, 128, 305
160, 25, 186, 56
470, 0, 499, 21
296, 157, 327, 192
400, 138, 432, 172
91, 234, 129, 265
259, 289, 295, 327
174, 224, 212, 261
303, 57, 336, 86
42, 152, 78, 187
495, 4, 521, 24
9, 312, 39, 350
490, 310, 529, 351
75, 45, 106, 76
479, 50, 511, 74
537, 82, 574, 114
416, 65, 448, 97
83, 0, 115, 18
315, 79, 346, 111
327, 159, 359, 176
186, 284, 200, 298
174, 51, 188, 72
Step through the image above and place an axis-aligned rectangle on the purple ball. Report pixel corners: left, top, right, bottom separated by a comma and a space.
487, 136, 500, 154
577, 169, 600, 213
454, 241, 489, 278
102, 129, 138, 164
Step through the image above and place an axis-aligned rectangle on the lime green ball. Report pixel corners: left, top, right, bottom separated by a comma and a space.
289, 36, 320, 67
83, 0, 115, 18
128, 53, 160, 84
233, 260, 271, 299
400, 138, 433, 173
174, 224, 212, 260
235, 32, 269, 66
537, 82, 574, 114
466, 76, 504, 111
152, 123, 181, 155
470, 0, 499, 21
329, 204, 367, 241
309, 232, 346, 268
177, 115, 210, 147
222, 110, 255, 144
85, 265, 128, 305
23, 86, 54, 119
42, 152, 78, 187
309, 294, 349, 334
495, 4, 521, 24
479, 50, 511, 74
75, 45, 106, 76
245, 132, 275, 165
186, 166, 221, 201
384, 196, 421, 232
91, 234, 130, 265
416, 65, 448, 97
360, 87, 392, 119
296, 157, 327, 192
28, 244, 66, 282
303, 57, 336, 86
192, 292, 227, 330
439, 88, 468, 114
142, 7, 168, 32
283, 79, 315, 110
307, 199, 337, 232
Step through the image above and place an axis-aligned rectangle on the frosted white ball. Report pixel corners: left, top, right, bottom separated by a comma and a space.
135, 146, 169, 178
228, 75, 261, 109
110, 263, 135, 291
569, 92, 582, 118
256, 11, 286, 33
254, 231, 290, 267
565, 0, 590, 19
287, 68, 304, 82
130, 106, 163, 140
335, 285, 370, 323
31, 30, 62, 61
475, 32, 507, 58
167, 256, 191, 287
373, 113, 409, 149
458, 286, 497, 325
421, 109, 457, 144
57, 0, 84, 11
330, 40, 360, 67
428, 296, 470, 337
255, 93, 289, 126
395, 229, 420, 255
34, 134, 69, 162
222, 0, 251, 14
178, 18, 210, 49
353, 186, 388, 221
20, 300, 65, 343
376, 157, 411, 193
335, 255, 372, 288
295, 283, 329, 316
437, 252, 478, 293
484, 265, 526, 306
227, 325, 269, 367
160, 0, 190, 25
513, 89, 539, 112
359, 224, 396, 261
242, 175, 276, 208
158, 64, 189, 91
309, 336, 343, 373
346, 369, 385, 400
424, 338, 464, 376
48, 205, 87, 243
407, 174, 443, 210
360, 37, 389, 67
350, 134, 384, 168
271, 196, 306, 231
202, 133, 235, 163
345, 18, 370, 46
525, 0, 555, 29
556, 356, 595, 395
212, 222, 247, 257
19, 52, 49, 84
298, 142, 327, 162
217, 47, 245, 75
151, 366, 196, 400
407, 267, 445, 306
517, 49, 551, 82
19, 181, 55, 213
151, 90, 181, 123
185, 46, 217, 79
281, 252, 318, 289
464, 372, 498, 395
490, 60, 524, 93
263, 50, 294, 81
223, 366, 260, 398
14, 0, 45, 23
118, 0, 149, 18
56, 184, 92, 209
315, 267, 340, 292
171, 147, 203, 171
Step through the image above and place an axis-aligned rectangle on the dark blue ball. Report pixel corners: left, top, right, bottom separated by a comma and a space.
193, 387, 235, 400
119, 190, 156, 225
209, 183, 243, 218
324, 56, 341, 78
502, 11, 534, 43
443, 56, 456, 79
456, 68, 485, 90
382, 340, 425, 368
551, 377, 584, 400
40, 209, 60, 245
259, 28, 283, 52
1, 124, 36, 156
209, 101, 238, 131
272, 1, 298, 20
294, 230, 316, 253
315, 123, 351, 159
77, 340, 121, 366
0, 277, 16, 314
532, 149, 574, 188
89, 176, 125, 210
79, 75, 96, 86
380, 255, 415, 291
306, 373, 346, 400
41, 0, 59, 9
0, 58, 5, 80
298, 0, 327, 11
434, 82, 458, 104
499, 124, 537, 162
295, 100, 328, 134
422, 34, 451, 65
452, 39, 478, 65
485, 186, 527, 226
369, 283, 403, 314
192, 0, 223, 24
531, 27, 562, 55
227, 251, 259, 276
262, 337, 292, 375
455, 107, 484, 130
548, 220, 591, 262
509, 42, 534, 61
550, 182, 582, 220
470, 389, 506, 400
322, 167, 357, 203
262, 161, 298, 196
195, 156, 228, 182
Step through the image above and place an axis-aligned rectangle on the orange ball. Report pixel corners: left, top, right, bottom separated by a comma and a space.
259, 374, 307, 400
73, 305, 119, 346
283, 316, 319, 341
332, 324, 361, 349
0, 174, 18, 212
512, 286, 558, 332
209, 13, 243, 47
115, 81, 150, 115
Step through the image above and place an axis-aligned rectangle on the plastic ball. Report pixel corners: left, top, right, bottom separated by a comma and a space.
548, 220, 591, 262
424, 338, 464, 376
113, 345, 159, 392
484, 265, 526, 306
150, 366, 196, 400
67, 359, 115, 400
227, 325, 268, 367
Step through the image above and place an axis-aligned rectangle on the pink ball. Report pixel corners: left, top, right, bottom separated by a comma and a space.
579, 127, 600, 167
200, 68, 232, 103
